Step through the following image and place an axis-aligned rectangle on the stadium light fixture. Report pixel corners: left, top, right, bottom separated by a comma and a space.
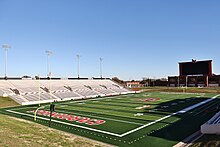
2, 44, 11, 79
45, 50, 52, 78
45, 50, 53, 103
76, 54, 81, 78
100, 57, 103, 79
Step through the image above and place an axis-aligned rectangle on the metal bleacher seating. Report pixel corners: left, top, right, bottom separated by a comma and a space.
0, 79, 133, 105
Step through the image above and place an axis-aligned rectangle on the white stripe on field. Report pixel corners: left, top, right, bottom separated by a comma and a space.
9, 106, 145, 125
6, 110, 122, 137
120, 113, 177, 137
55, 109, 145, 125
6, 94, 220, 138
178, 94, 220, 113
119, 94, 220, 137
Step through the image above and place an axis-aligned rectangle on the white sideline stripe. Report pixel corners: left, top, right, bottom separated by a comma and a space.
120, 113, 177, 137
61, 96, 121, 105
10, 103, 145, 125
11, 107, 144, 126
58, 91, 134, 106
6, 110, 122, 137
178, 94, 220, 113
119, 94, 220, 137
7, 94, 220, 138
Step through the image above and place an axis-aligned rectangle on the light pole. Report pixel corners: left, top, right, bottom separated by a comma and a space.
100, 57, 103, 79
45, 50, 52, 78
2, 44, 11, 79
45, 50, 52, 103
76, 54, 81, 78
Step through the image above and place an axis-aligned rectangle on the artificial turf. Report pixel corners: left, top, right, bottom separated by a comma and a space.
0, 92, 219, 147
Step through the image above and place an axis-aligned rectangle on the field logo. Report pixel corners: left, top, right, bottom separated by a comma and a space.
27, 110, 105, 125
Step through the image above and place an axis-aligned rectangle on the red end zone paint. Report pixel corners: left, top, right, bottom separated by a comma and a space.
27, 110, 106, 125
132, 88, 139, 91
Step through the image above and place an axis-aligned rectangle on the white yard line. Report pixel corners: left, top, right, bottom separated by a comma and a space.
178, 94, 220, 113
6, 94, 220, 138
120, 113, 177, 137
193, 99, 220, 116
6, 109, 122, 137
9, 102, 145, 126
119, 94, 220, 137
63, 96, 124, 105
55, 109, 145, 125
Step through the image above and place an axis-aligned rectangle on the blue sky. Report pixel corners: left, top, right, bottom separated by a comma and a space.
0, 0, 220, 80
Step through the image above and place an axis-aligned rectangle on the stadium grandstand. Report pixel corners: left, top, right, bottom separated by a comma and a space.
0, 78, 134, 105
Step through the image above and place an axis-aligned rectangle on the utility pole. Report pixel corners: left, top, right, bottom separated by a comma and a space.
100, 57, 103, 79
2, 44, 11, 79
76, 54, 81, 78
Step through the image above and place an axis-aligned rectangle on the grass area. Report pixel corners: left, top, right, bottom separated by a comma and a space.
0, 114, 109, 147
1, 92, 219, 147
138, 86, 220, 93
191, 134, 220, 147
0, 96, 111, 147
0, 96, 19, 108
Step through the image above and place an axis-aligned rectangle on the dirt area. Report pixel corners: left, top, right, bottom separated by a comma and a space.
0, 96, 19, 108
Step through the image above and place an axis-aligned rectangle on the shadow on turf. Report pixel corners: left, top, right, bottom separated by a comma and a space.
149, 97, 209, 113
148, 98, 220, 143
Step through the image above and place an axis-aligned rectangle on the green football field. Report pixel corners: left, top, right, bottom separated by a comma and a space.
1, 92, 220, 147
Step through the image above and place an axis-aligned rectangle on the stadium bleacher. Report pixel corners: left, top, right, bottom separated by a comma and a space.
0, 79, 134, 105
201, 111, 220, 134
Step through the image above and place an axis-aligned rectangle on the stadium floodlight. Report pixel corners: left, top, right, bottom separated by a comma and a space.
45, 50, 52, 78
2, 44, 11, 79
100, 57, 103, 79
76, 54, 81, 78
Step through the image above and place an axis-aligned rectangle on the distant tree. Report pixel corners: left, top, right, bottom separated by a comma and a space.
22, 75, 31, 78
160, 78, 168, 81
112, 77, 125, 85
140, 77, 150, 86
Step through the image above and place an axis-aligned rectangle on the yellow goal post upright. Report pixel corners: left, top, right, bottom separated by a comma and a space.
34, 106, 45, 121
38, 74, 41, 107
34, 74, 42, 121
48, 72, 55, 127
49, 72, 52, 104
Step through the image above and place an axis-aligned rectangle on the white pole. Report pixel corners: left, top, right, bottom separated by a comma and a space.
77, 54, 80, 78
5, 48, 7, 78
100, 57, 103, 79
38, 74, 41, 107
45, 50, 52, 103
47, 53, 49, 77
50, 73, 52, 102
45, 50, 52, 77
2, 44, 11, 78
